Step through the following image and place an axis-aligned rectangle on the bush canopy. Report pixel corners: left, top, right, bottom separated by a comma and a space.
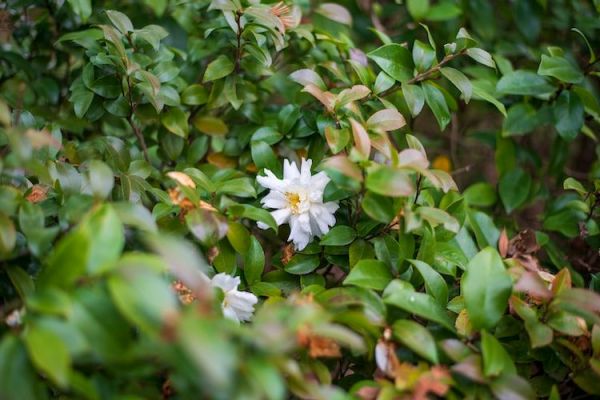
1, 0, 600, 399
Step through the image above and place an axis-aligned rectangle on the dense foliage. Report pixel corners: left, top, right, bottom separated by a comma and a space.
1, 0, 600, 399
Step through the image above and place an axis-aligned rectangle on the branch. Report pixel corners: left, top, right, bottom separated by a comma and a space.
234, 11, 244, 73
379, 50, 467, 97
126, 76, 149, 162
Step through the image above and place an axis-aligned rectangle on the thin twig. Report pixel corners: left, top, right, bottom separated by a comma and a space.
379, 50, 467, 97
413, 174, 423, 205
234, 11, 243, 73
126, 76, 149, 162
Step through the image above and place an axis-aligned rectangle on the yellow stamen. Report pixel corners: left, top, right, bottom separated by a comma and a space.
286, 192, 301, 214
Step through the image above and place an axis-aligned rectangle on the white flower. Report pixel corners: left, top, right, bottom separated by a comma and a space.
211, 273, 258, 323
257, 158, 339, 250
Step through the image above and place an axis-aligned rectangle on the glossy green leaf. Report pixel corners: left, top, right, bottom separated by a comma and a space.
384, 280, 455, 331
393, 319, 439, 363
538, 55, 584, 84
161, 107, 189, 138
461, 248, 512, 330
203, 55, 235, 83
320, 225, 356, 246
423, 82, 451, 130
344, 259, 392, 291
499, 168, 531, 213
367, 44, 414, 83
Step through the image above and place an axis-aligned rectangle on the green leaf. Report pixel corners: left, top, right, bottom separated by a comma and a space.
203, 55, 235, 83
70, 89, 94, 118
481, 330, 516, 377
216, 178, 256, 198
393, 319, 439, 363
496, 70, 555, 97
144, 0, 168, 16
407, 0, 430, 20
361, 191, 396, 223
252, 141, 280, 173
467, 209, 500, 249
384, 280, 455, 331
538, 55, 584, 84
402, 84, 425, 117
108, 262, 178, 334
349, 239, 375, 268
465, 48, 496, 69
409, 259, 448, 305
57, 28, 103, 47
344, 259, 392, 291
490, 374, 536, 400
503, 103, 543, 136
367, 44, 414, 83
285, 254, 320, 275
571, 28, 596, 63
24, 325, 71, 387
325, 126, 350, 154
244, 236, 265, 284
67, 0, 92, 22
412, 40, 436, 71
554, 90, 584, 140
106, 10, 133, 34
499, 168, 531, 213
228, 204, 277, 232
134, 24, 168, 50
161, 107, 189, 138
423, 82, 451, 130
181, 84, 208, 106
463, 182, 497, 207
426, 1, 462, 21
227, 221, 250, 254
6, 266, 35, 300
461, 247, 512, 330
441, 67, 472, 103
320, 225, 356, 246
85, 160, 114, 199
39, 205, 124, 287
0, 213, 16, 256
512, 296, 553, 347
563, 177, 587, 196
366, 166, 414, 197
472, 81, 507, 116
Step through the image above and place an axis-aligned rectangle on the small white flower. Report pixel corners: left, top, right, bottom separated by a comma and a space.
257, 158, 339, 250
211, 273, 258, 323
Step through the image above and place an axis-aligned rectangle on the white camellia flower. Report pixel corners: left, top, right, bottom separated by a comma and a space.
211, 273, 258, 323
257, 158, 339, 250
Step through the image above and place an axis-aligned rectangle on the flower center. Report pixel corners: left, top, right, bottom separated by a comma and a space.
285, 192, 303, 214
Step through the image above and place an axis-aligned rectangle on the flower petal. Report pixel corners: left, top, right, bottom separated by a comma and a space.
257, 169, 286, 192
271, 208, 292, 226
299, 158, 313, 184
211, 273, 240, 292
261, 191, 288, 209
283, 159, 300, 181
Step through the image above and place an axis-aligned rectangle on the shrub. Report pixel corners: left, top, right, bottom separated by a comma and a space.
0, 0, 599, 399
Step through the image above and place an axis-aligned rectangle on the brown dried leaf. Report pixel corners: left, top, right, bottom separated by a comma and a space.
281, 243, 295, 265
413, 366, 451, 400
297, 328, 341, 358
167, 171, 196, 188
508, 229, 540, 257
498, 228, 509, 258
26, 185, 48, 203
